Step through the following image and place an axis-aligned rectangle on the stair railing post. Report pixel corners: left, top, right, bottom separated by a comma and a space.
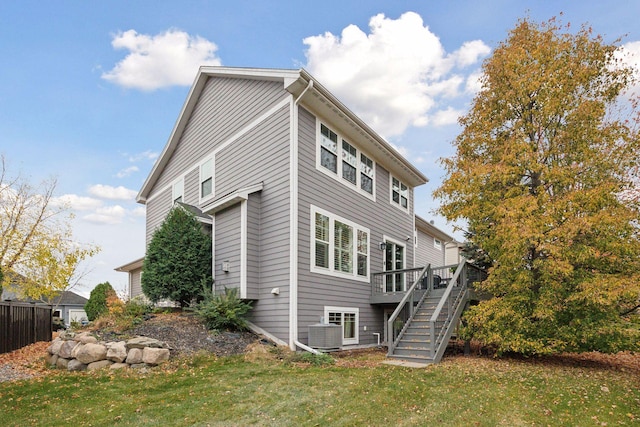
430, 319, 435, 356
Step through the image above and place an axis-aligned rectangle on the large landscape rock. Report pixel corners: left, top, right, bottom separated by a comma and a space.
67, 359, 87, 372
58, 340, 79, 359
75, 343, 108, 364
75, 333, 98, 344
107, 342, 127, 363
126, 336, 168, 349
48, 339, 63, 355
142, 347, 170, 365
87, 360, 113, 371
125, 348, 143, 364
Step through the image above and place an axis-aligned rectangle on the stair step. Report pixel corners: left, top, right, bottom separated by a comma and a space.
392, 347, 432, 357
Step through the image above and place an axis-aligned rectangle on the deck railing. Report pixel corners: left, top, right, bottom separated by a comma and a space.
371, 267, 429, 298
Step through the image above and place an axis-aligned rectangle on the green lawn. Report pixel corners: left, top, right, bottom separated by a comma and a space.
1, 353, 638, 426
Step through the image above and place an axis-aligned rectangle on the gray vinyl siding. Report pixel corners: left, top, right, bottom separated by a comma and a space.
149, 78, 288, 195
214, 205, 241, 291
246, 193, 260, 299
130, 268, 143, 298
184, 167, 199, 205
296, 106, 415, 346
214, 105, 291, 341
145, 187, 171, 245
416, 228, 446, 267
142, 75, 293, 343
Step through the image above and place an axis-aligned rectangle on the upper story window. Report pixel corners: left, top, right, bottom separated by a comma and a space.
317, 122, 375, 199
391, 177, 408, 210
172, 179, 184, 204
311, 205, 369, 282
200, 158, 213, 199
434, 238, 442, 250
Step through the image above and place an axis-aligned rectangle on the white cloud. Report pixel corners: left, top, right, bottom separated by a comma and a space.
127, 150, 159, 163
102, 29, 222, 90
303, 12, 490, 137
132, 206, 146, 217
83, 205, 127, 225
431, 107, 463, 127
618, 41, 640, 97
115, 166, 139, 178
88, 184, 137, 201
51, 194, 103, 211
465, 70, 484, 95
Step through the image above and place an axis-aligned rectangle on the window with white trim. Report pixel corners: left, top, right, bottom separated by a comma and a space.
317, 122, 375, 198
172, 179, 184, 204
434, 238, 442, 250
311, 206, 369, 281
200, 158, 213, 199
325, 306, 359, 345
391, 176, 408, 210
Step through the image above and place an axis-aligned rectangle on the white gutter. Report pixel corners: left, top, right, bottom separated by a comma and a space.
289, 78, 321, 355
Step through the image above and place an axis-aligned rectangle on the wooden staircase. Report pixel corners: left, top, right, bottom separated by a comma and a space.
388, 289, 445, 362
386, 263, 471, 365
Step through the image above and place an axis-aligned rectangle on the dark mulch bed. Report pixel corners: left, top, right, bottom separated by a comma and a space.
91, 312, 259, 357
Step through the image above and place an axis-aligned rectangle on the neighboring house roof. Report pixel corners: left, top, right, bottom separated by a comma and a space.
115, 257, 144, 273
1, 288, 87, 306
51, 291, 88, 306
137, 66, 428, 204
415, 215, 454, 242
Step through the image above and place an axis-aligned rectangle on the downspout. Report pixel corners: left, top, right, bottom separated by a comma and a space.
290, 78, 320, 355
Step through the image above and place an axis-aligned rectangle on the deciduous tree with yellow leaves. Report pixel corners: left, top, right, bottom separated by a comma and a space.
435, 17, 640, 354
0, 156, 100, 304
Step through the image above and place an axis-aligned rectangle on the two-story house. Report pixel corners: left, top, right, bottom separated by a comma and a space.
119, 67, 477, 364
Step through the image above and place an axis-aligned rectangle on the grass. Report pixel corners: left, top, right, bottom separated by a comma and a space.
1, 351, 639, 426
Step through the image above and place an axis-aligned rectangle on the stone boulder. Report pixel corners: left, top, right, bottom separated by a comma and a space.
126, 337, 169, 349
125, 348, 143, 364
142, 347, 170, 365
67, 359, 87, 372
87, 360, 113, 371
75, 343, 108, 364
110, 363, 129, 370
46, 353, 59, 367
58, 340, 80, 359
48, 339, 63, 355
75, 332, 98, 344
56, 357, 69, 369
106, 342, 127, 363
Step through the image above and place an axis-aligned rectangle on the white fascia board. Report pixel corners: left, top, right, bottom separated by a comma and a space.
201, 182, 264, 215
114, 257, 145, 272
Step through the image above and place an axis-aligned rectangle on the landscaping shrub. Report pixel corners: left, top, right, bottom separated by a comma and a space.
84, 282, 116, 321
191, 288, 252, 331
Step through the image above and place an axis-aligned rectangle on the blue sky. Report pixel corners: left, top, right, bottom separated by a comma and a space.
1, 1, 639, 296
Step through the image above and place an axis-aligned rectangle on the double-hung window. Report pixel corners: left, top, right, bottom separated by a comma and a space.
311, 206, 369, 282
200, 158, 213, 199
317, 122, 375, 199
360, 154, 374, 195
320, 124, 338, 173
434, 238, 442, 250
391, 177, 408, 210
172, 179, 184, 204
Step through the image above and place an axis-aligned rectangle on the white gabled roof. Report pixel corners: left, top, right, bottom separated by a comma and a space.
137, 66, 428, 203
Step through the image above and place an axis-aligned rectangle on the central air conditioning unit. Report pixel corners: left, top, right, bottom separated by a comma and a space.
308, 323, 342, 350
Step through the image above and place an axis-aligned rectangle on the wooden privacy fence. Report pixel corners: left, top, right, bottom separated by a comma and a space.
0, 301, 52, 354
